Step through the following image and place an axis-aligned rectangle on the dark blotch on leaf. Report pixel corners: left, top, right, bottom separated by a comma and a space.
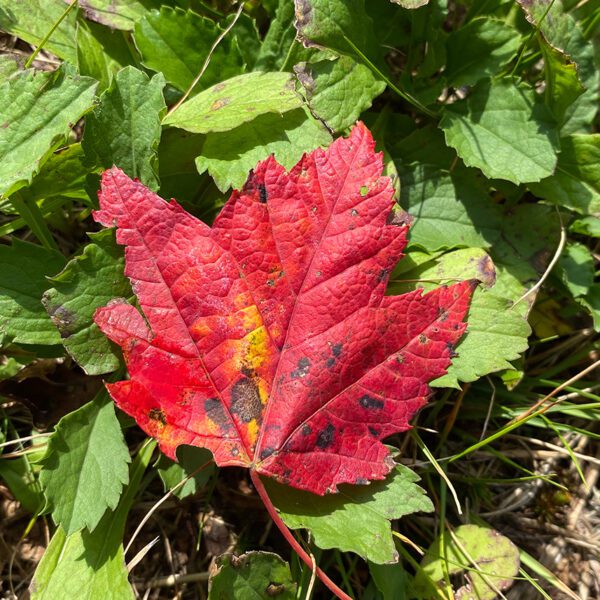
301, 424, 312, 436
359, 394, 384, 410
326, 357, 335, 368
290, 357, 311, 379
266, 583, 287, 597
332, 343, 342, 357
230, 377, 263, 423
259, 447, 276, 461
205, 397, 231, 431
258, 183, 268, 204
419, 334, 427, 344
149, 408, 167, 425
316, 423, 335, 449
368, 426, 380, 436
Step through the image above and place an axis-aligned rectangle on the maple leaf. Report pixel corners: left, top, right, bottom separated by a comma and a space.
93, 122, 474, 496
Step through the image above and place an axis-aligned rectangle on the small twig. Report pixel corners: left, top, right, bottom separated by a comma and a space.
480, 377, 496, 440
167, 2, 244, 116
144, 571, 210, 588
511, 208, 566, 309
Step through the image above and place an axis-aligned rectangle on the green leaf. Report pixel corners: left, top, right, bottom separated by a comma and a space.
26, 144, 91, 203
528, 134, 600, 215
264, 465, 433, 564
391, 0, 429, 7
82, 66, 166, 191
440, 78, 559, 184
517, 0, 599, 134
163, 71, 303, 134
444, 18, 522, 87
0, 240, 66, 345
40, 390, 130, 534
133, 7, 244, 94
77, 0, 154, 31
157, 445, 215, 499
398, 165, 501, 251
369, 562, 411, 600
0, 453, 45, 513
254, 0, 297, 71
413, 524, 520, 600
208, 552, 297, 600
571, 216, 600, 238
77, 20, 139, 93
295, 55, 386, 132
577, 285, 600, 331
0, 55, 20, 83
557, 242, 595, 298
42, 229, 132, 375
294, 0, 382, 62
0, 67, 97, 198
195, 108, 332, 192
31, 440, 155, 600
0, 0, 78, 62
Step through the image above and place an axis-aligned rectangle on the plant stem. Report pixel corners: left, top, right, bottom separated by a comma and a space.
249, 470, 353, 600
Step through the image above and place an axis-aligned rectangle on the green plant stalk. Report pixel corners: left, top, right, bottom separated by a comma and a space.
24, 0, 79, 69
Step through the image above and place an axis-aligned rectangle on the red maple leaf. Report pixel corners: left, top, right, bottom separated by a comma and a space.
94, 122, 474, 494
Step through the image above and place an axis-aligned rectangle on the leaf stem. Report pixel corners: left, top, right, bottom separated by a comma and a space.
24, 0, 78, 69
249, 470, 353, 600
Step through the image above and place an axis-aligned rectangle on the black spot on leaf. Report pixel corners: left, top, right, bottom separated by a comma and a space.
368, 426, 380, 436
259, 447, 276, 461
316, 423, 335, 449
359, 394, 384, 409
205, 397, 231, 431
290, 357, 311, 379
301, 424, 312, 436
332, 343, 342, 357
148, 408, 166, 425
258, 183, 268, 203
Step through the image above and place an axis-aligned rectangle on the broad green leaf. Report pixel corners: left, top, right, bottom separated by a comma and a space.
444, 18, 522, 87
0, 0, 77, 62
294, 0, 381, 62
195, 108, 332, 192
390, 248, 530, 386
254, 0, 297, 71
540, 41, 585, 124
440, 78, 559, 184
528, 134, 600, 215
0, 55, 19, 83
0, 68, 97, 198
370, 562, 411, 600
40, 390, 130, 534
224, 12, 261, 70
134, 7, 244, 94
391, 125, 456, 169
295, 55, 386, 132
82, 66, 165, 191
264, 465, 433, 564
77, 20, 138, 93
163, 72, 302, 134
413, 525, 520, 600
208, 552, 297, 600
517, 0, 599, 134
42, 230, 132, 376
26, 144, 91, 203
31, 440, 155, 600
0, 240, 66, 345
157, 445, 215, 499
398, 165, 501, 251
557, 243, 595, 298
571, 216, 600, 238
577, 285, 600, 331
77, 0, 154, 31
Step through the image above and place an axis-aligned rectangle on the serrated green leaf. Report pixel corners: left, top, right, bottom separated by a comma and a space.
399, 165, 501, 251
82, 66, 165, 191
43, 229, 132, 375
134, 7, 244, 94
209, 552, 297, 600
571, 216, 600, 238
294, 0, 381, 61
40, 390, 130, 534
528, 134, 600, 215
440, 78, 559, 184
157, 445, 215, 499
264, 465, 433, 564
0, 0, 78, 62
31, 440, 154, 600
78, 0, 154, 31
195, 108, 331, 192
295, 55, 386, 132
254, 0, 297, 71
77, 20, 139, 93
163, 72, 303, 134
557, 243, 595, 298
0, 67, 97, 198
0, 240, 66, 345
444, 18, 522, 87
413, 525, 520, 600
